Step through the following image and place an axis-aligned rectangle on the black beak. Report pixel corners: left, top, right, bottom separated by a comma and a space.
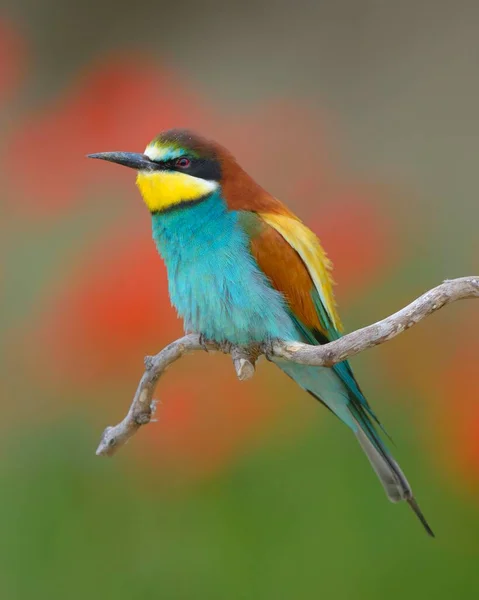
87, 152, 155, 170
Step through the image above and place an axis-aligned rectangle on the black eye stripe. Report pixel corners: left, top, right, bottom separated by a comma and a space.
154, 156, 222, 181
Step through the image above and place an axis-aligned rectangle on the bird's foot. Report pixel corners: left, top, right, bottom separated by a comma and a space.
199, 333, 210, 352
261, 339, 277, 361
198, 334, 232, 354
217, 340, 233, 354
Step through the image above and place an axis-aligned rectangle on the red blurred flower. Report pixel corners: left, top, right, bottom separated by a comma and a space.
139, 368, 288, 476
440, 347, 479, 486
29, 217, 179, 387
427, 307, 479, 490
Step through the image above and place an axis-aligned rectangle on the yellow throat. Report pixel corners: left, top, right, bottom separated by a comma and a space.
136, 171, 218, 213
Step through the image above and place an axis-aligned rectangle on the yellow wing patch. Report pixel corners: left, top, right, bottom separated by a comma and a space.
260, 212, 343, 333
136, 171, 218, 213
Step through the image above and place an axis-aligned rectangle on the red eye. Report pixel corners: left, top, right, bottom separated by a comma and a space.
175, 157, 191, 168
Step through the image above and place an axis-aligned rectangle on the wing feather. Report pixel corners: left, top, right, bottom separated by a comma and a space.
238, 209, 341, 340
258, 211, 342, 337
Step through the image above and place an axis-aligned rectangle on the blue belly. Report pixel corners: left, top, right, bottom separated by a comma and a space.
151, 193, 296, 345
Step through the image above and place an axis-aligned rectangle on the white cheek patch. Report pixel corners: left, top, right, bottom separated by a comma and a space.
189, 177, 219, 194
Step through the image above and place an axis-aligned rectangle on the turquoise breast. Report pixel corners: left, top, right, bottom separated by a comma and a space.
151, 192, 296, 345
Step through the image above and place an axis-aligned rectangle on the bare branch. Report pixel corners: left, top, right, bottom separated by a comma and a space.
231, 344, 261, 381
269, 276, 479, 366
96, 276, 479, 457
96, 335, 204, 457
95, 336, 259, 456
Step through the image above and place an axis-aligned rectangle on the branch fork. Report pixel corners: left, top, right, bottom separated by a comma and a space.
96, 276, 479, 457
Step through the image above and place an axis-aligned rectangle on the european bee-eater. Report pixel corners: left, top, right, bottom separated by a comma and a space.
89, 129, 433, 536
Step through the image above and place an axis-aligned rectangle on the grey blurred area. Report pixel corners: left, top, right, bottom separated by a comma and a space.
4, 0, 479, 205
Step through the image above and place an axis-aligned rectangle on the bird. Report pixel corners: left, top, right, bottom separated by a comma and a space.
88, 128, 434, 537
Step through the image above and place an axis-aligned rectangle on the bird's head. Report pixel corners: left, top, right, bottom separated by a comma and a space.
88, 129, 226, 213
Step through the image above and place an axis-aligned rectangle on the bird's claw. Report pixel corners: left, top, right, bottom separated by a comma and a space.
199, 334, 232, 354
199, 333, 211, 352
218, 340, 233, 354
261, 339, 276, 361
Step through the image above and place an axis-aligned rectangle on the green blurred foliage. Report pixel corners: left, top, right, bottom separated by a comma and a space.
1, 417, 478, 600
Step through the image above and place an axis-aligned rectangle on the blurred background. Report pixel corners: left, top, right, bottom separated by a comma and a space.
1, 1, 479, 598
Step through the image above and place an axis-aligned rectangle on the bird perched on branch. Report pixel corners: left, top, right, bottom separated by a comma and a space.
89, 129, 433, 537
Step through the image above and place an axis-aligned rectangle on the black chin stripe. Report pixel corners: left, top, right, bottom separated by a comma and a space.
150, 193, 213, 215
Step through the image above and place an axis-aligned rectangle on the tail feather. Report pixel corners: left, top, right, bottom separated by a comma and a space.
407, 497, 435, 538
274, 354, 435, 537
355, 424, 435, 537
